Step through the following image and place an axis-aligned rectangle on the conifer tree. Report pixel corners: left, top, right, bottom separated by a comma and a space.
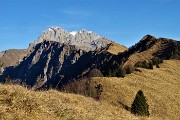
131, 90, 150, 116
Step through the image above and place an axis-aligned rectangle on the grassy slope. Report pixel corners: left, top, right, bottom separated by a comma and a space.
0, 60, 179, 120
107, 43, 127, 55
92, 60, 180, 120
0, 85, 137, 120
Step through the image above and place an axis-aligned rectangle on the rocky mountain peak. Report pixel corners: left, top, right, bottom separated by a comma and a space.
141, 34, 157, 41
31, 26, 112, 51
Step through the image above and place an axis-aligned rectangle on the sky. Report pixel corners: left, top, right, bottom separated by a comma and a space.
0, 0, 180, 51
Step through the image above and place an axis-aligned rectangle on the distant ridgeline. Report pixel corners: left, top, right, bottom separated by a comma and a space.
0, 27, 179, 89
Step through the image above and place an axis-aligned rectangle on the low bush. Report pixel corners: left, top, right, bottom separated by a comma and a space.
125, 66, 135, 74
111, 67, 126, 77
61, 78, 103, 100
135, 60, 159, 69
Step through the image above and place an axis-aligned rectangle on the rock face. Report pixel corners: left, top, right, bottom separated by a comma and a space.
0, 41, 115, 88
0, 26, 128, 88
29, 27, 112, 51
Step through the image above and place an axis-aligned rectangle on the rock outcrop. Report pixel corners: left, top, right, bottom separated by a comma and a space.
0, 27, 128, 88
0, 41, 116, 88
29, 27, 112, 51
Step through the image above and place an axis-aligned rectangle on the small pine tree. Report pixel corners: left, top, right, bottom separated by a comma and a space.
131, 90, 150, 116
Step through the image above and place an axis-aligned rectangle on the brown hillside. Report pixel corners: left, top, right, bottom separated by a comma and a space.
107, 43, 127, 55
0, 85, 139, 120
92, 60, 180, 120
122, 35, 180, 68
0, 49, 28, 68
0, 60, 179, 119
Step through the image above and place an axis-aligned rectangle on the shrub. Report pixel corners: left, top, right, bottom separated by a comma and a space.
4, 76, 13, 85
62, 78, 104, 100
131, 90, 150, 116
151, 57, 164, 68
87, 68, 103, 78
61, 78, 97, 99
135, 60, 156, 69
142, 61, 149, 69
148, 62, 153, 69
156, 64, 160, 68
95, 84, 103, 100
125, 66, 135, 74
135, 61, 149, 69
111, 67, 126, 77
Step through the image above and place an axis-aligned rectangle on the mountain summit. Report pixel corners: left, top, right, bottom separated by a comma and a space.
29, 27, 112, 51
0, 26, 128, 88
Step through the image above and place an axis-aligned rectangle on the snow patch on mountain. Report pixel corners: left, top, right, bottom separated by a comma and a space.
70, 31, 78, 36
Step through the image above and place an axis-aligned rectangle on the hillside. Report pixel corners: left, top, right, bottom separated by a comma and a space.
0, 84, 138, 120
106, 43, 127, 55
91, 60, 180, 120
0, 60, 179, 120
0, 49, 28, 74
96, 35, 180, 77
122, 35, 180, 68
0, 49, 28, 67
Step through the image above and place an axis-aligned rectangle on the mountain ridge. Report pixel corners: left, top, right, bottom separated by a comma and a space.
29, 27, 113, 52
0, 27, 179, 89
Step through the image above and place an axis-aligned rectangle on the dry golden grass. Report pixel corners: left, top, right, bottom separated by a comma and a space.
0, 85, 138, 120
0, 60, 179, 120
92, 60, 180, 120
107, 43, 127, 55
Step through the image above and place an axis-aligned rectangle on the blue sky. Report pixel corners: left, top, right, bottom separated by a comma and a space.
0, 0, 180, 51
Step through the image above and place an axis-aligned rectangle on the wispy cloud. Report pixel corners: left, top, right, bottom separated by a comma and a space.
61, 10, 91, 16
